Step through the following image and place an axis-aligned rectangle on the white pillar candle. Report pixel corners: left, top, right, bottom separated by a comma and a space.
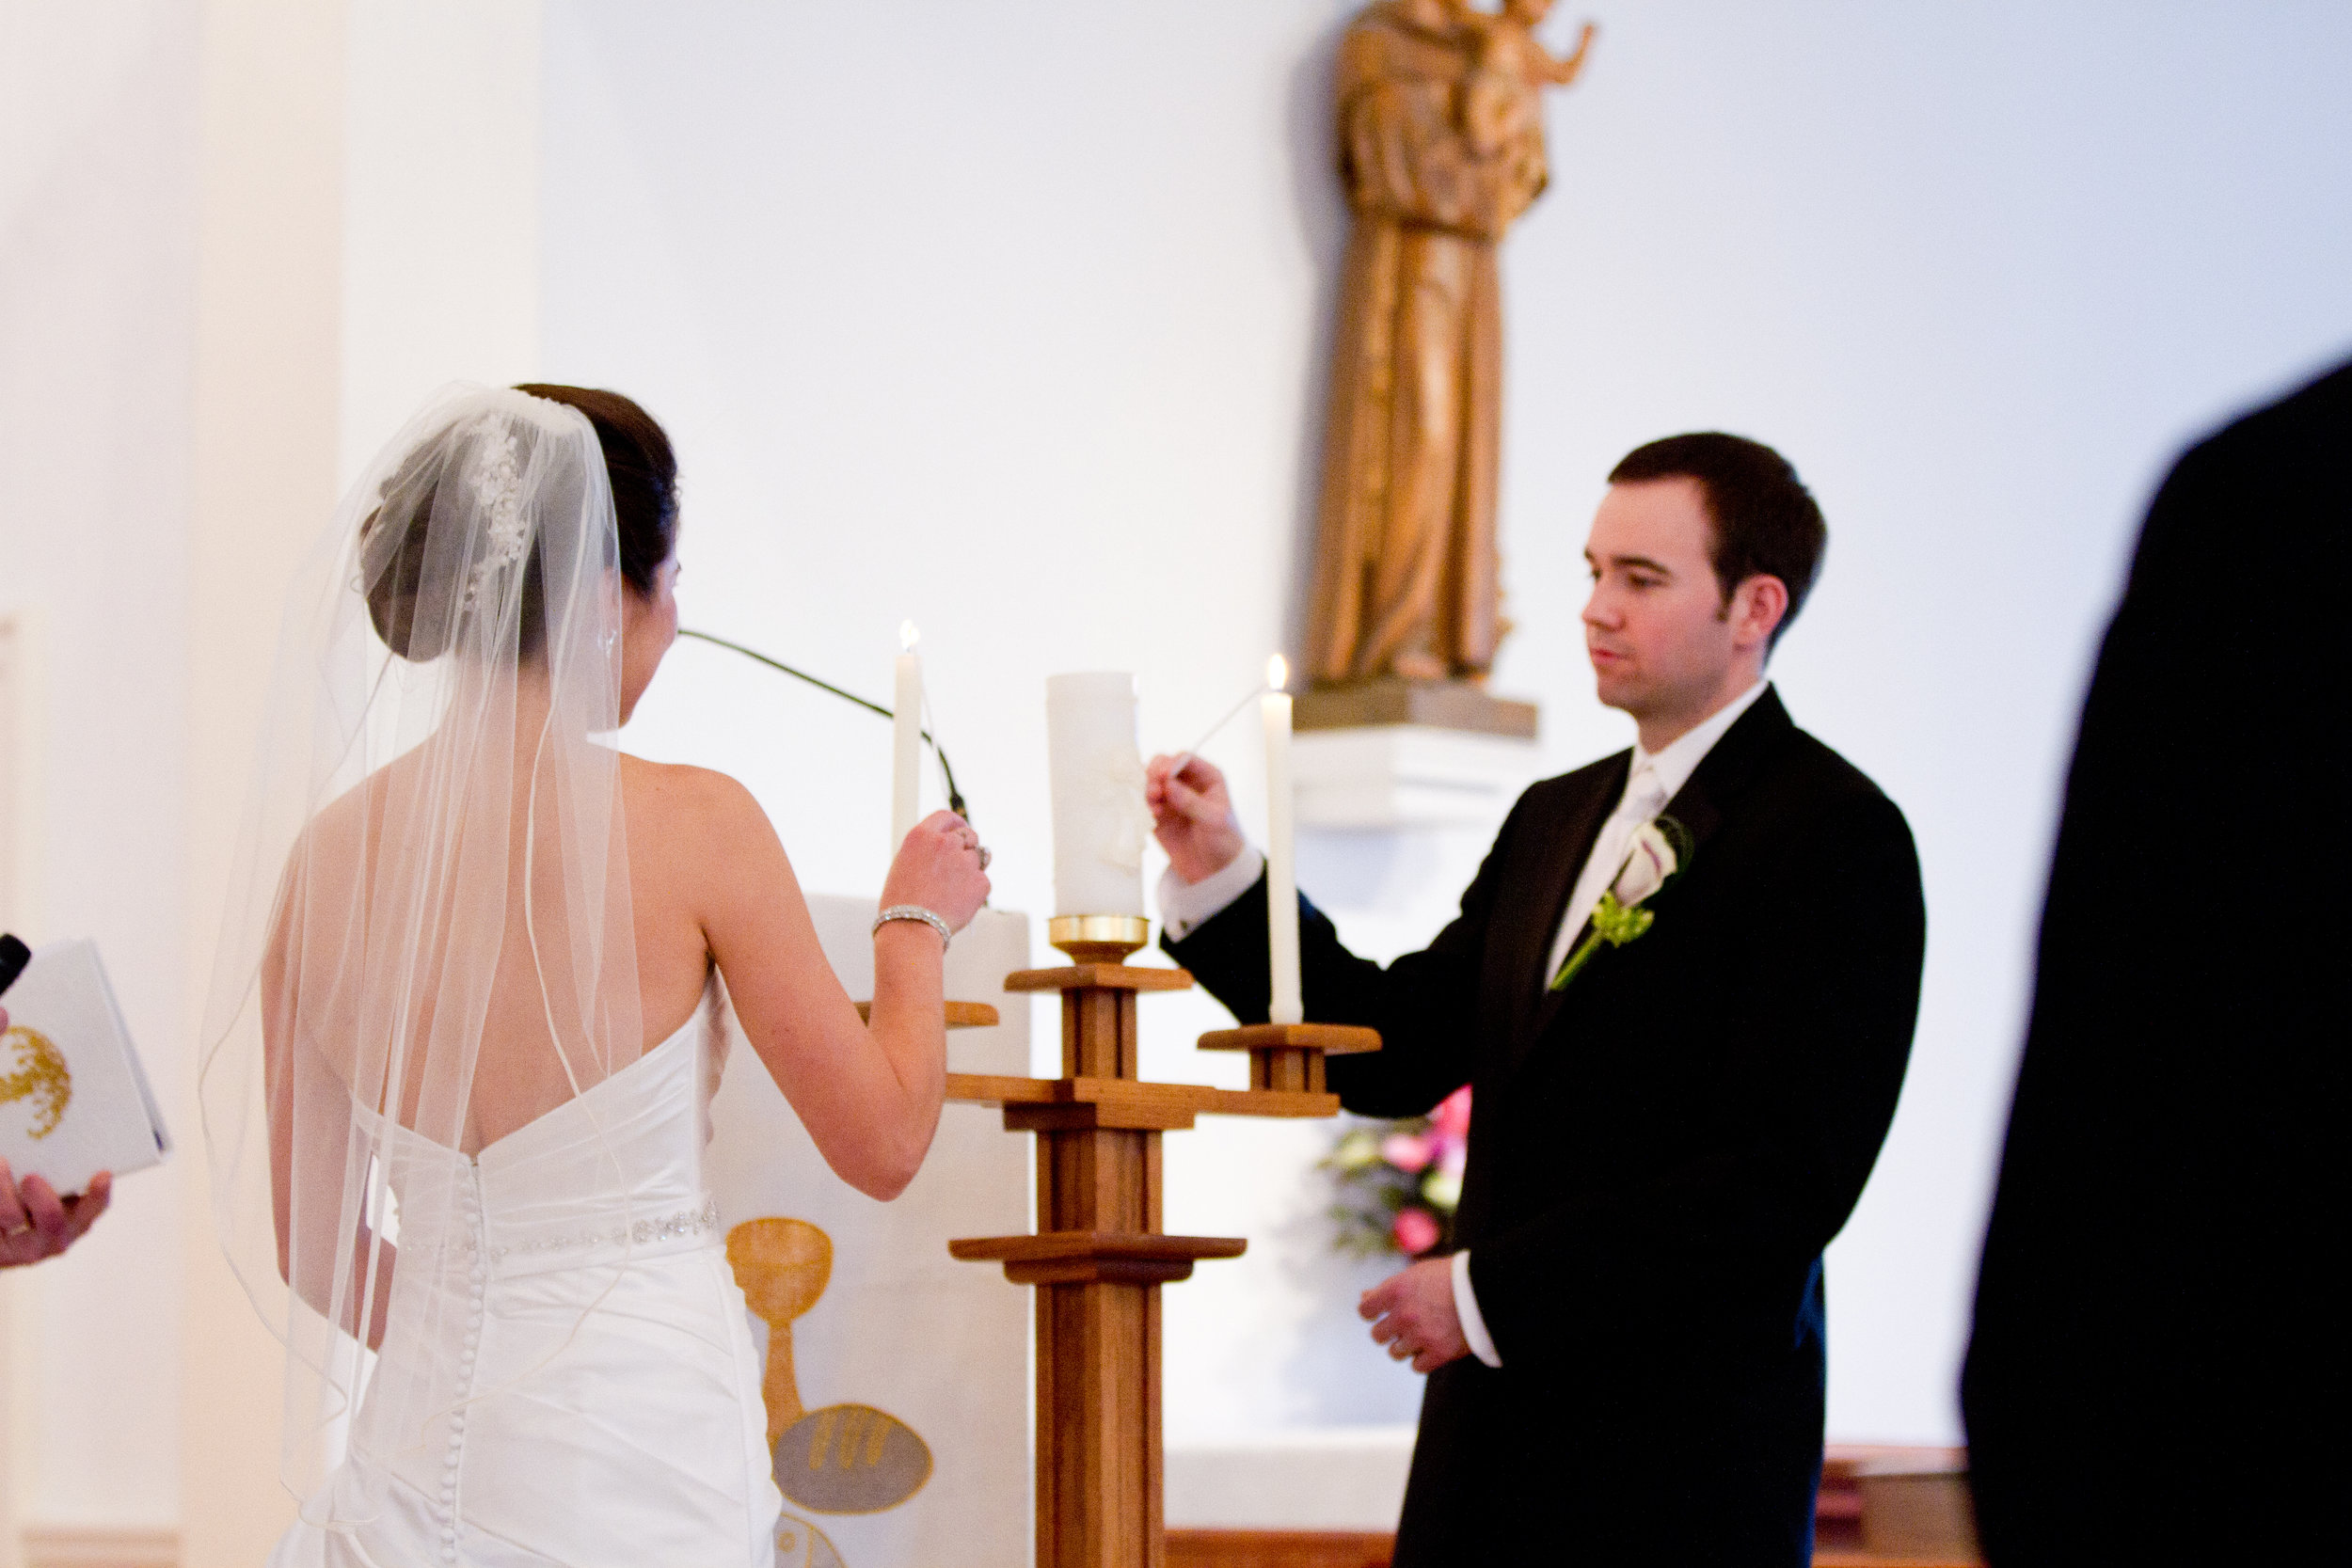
1263, 655, 1303, 1025
1045, 672, 1149, 917
891, 621, 922, 852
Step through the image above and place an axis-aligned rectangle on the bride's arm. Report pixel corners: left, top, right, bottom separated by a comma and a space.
680, 770, 988, 1200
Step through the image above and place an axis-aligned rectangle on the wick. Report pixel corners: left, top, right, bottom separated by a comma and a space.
1166, 683, 1272, 779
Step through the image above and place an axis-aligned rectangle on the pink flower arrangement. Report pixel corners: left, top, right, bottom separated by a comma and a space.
1323, 1085, 1472, 1260
1391, 1207, 1441, 1255
1431, 1085, 1471, 1144
1380, 1132, 1433, 1173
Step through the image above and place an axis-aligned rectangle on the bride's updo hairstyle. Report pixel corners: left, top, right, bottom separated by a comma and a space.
513, 383, 679, 597
361, 385, 678, 661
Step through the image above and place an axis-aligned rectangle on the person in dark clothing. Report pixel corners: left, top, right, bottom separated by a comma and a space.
1963, 360, 2351, 1561
1150, 435, 1925, 1565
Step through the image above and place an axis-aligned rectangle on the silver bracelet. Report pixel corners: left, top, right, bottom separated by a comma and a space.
872, 905, 952, 947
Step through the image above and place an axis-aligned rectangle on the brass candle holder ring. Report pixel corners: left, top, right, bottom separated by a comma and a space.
1047, 913, 1152, 965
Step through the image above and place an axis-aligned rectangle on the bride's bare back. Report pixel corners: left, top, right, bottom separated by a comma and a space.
275, 745, 987, 1201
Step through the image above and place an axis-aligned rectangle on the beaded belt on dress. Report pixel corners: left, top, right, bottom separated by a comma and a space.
446, 1197, 722, 1272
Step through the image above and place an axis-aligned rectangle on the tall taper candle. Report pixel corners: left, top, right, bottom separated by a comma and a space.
891, 622, 922, 851
1263, 655, 1303, 1025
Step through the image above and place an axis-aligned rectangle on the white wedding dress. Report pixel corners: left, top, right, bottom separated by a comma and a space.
270, 991, 784, 1567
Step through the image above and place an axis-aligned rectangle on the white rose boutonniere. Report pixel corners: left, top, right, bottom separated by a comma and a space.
1549, 816, 1692, 992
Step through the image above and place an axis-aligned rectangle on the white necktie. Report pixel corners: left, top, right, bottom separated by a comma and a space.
1546, 765, 1669, 988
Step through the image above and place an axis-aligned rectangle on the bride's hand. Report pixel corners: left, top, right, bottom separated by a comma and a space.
881, 811, 990, 934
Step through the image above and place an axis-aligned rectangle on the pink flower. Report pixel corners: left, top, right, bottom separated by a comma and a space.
1380, 1132, 1434, 1173
1431, 1085, 1472, 1143
1391, 1206, 1441, 1256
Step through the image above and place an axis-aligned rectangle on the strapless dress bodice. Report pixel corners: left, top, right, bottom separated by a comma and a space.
373, 1013, 723, 1286
273, 1000, 782, 1568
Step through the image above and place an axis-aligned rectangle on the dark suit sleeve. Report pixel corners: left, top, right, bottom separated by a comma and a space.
1165, 789, 1535, 1118
1469, 789, 1926, 1368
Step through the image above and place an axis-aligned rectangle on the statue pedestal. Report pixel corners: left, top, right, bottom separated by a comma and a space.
1291, 679, 1540, 830
946, 960, 1376, 1568
1295, 677, 1536, 738
1292, 723, 1541, 830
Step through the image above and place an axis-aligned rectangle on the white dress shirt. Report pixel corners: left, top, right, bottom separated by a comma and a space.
1156, 681, 1772, 1369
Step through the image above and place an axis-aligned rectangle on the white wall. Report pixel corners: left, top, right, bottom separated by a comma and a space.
0, 0, 199, 1540
541, 0, 2352, 1449
341, 0, 543, 485
180, 2, 349, 1560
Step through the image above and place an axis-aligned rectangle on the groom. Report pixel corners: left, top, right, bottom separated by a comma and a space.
1149, 434, 1925, 1564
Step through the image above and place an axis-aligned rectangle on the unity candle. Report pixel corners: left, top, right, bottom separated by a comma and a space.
1262, 656, 1303, 1025
891, 622, 922, 851
1044, 673, 1150, 918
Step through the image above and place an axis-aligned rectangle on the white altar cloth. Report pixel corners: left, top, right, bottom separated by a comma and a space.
705, 898, 1033, 1567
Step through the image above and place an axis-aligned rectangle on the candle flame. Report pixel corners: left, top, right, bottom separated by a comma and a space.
900, 620, 920, 652
1266, 654, 1289, 691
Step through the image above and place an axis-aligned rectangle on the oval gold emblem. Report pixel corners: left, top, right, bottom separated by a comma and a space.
773, 1402, 932, 1514
0, 1025, 71, 1139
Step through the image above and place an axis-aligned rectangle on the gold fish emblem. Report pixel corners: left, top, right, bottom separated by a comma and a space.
1, 1025, 72, 1139
773, 1513, 845, 1568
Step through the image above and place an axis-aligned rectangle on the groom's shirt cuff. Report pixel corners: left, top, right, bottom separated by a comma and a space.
1452, 1249, 1502, 1368
1156, 847, 1266, 941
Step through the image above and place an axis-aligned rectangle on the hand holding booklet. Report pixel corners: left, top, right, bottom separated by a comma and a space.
0, 936, 172, 1195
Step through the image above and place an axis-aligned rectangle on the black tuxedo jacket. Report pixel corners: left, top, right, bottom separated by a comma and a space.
1169, 688, 1924, 1564
1963, 361, 2352, 1561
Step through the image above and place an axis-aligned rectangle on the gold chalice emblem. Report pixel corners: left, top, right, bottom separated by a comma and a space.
727, 1217, 834, 1440
726, 1216, 933, 1517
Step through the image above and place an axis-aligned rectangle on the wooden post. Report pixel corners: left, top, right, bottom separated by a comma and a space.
946, 967, 1379, 1568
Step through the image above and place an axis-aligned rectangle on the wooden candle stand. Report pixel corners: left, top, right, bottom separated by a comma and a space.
1197, 1022, 1382, 1094
946, 929, 1379, 1568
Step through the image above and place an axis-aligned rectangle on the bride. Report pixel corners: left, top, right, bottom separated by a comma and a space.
199, 384, 988, 1565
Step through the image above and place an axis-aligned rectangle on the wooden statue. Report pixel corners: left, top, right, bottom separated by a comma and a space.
1306, 0, 1595, 691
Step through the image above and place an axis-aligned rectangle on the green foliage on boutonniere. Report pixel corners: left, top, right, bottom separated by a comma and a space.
1549, 814, 1692, 992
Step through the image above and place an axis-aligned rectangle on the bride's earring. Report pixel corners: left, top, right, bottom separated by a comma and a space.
600, 628, 618, 654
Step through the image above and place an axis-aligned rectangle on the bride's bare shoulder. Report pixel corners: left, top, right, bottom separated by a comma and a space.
295, 753, 417, 853
617, 754, 778, 851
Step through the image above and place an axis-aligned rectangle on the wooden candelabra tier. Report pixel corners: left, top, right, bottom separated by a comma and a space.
946, 926, 1378, 1568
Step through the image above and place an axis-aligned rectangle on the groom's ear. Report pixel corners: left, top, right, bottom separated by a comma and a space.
1728, 573, 1790, 653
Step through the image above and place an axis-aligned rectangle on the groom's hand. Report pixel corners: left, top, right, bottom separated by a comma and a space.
1360, 1257, 1469, 1373
1145, 754, 1247, 885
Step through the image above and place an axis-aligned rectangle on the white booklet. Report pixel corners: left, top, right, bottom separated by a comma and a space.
1, 939, 172, 1194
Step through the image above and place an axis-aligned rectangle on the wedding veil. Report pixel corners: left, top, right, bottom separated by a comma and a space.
199, 385, 646, 1508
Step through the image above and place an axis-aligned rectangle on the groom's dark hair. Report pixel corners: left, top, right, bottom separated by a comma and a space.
1610, 433, 1826, 650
